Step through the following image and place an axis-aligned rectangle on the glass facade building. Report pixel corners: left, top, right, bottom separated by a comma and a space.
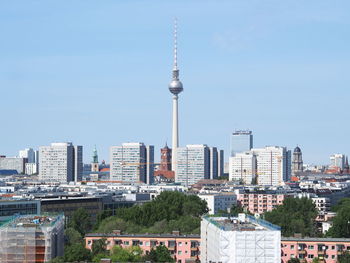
230, 130, 253, 157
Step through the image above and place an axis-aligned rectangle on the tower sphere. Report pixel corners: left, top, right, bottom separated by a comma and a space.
169, 80, 183, 95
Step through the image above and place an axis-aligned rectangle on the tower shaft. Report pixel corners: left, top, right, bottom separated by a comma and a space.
172, 95, 179, 173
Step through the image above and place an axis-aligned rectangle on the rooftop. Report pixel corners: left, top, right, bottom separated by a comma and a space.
0, 214, 63, 229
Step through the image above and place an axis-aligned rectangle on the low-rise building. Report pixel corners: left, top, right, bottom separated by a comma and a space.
0, 200, 41, 222
281, 237, 350, 263
85, 232, 200, 263
197, 193, 237, 215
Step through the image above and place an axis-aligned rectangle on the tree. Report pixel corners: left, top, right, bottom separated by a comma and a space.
326, 206, 350, 238
230, 204, 244, 216
287, 259, 300, 263
64, 227, 82, 246
264, 197, 318, 237
92, 238, 107, 256
338, 251, 350, 263
110, 246, 143, 262
143, 245, 174, 262
63, 243, 92, 262
69, 207, 92, 236
312, 258, 322, 263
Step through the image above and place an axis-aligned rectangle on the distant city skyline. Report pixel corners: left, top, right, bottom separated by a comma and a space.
1, 1, 350, 165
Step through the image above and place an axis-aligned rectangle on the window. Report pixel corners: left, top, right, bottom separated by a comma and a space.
308, 245, 314, 249
123, 241, 129, 245
178, 251, 182, 255
291, 245, 295, 249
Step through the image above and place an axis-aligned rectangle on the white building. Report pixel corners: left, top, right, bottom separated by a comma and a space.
198, 193, 237, 215
330, 154, 345, 169
252, 146, 291, 186
25, 163, 37, 175
39, 142, 83, 183
312, 197, 330, 212
229, 151, 256, 184
19, 148, 35, 163
201, 214, 281, 263
110, 143, 154, 184
0, 157, 26, 174
175, 144, 210, 187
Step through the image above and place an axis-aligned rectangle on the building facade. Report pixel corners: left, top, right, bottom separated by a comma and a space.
154, 144, 175, 182
230, 130, 253, 157
0, 157, 27, 174
330, 154, 345, 170
0, 200, 41, 222
85, 232, 200, 263
229, 151, 256, 184
19, 148, 35, 163
0, 214, 64, 263
201, 214, 281, 263
39, 142, 83, 183
198, 193, 237, 215
110, 143, 154, 184
175, 145, 210, 187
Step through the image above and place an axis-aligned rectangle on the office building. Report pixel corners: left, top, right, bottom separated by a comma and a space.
39, 142, 83, 183
292, 146, 303, 176
19, 148, 35, 163
0, 214, 64, 263
330, 154, 345, 170
201, 214, 281, 263
209, 147, 218, 180
252, 146, 291, 186
229, 151, 257, 184
230, 130, 253, 157
218, 149, 224, 177
0, 200, 41, 222
175, 144, 210, 187
110, 142, 154, 184
0, 157, 26, 174
198, 193, 237, 215
25, 163, 38, 175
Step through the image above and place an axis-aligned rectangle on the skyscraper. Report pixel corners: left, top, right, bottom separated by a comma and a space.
168, 19, 183, 177
19, 148, 35, 163
230, 130, 253, 157
39, 142, 83, 183
110, 142, 154, 184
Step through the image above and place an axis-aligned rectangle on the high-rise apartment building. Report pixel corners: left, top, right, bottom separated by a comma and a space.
19, 148, 35, 163
252, 146, 291, 186
209, 147, 218, 180
229, 151, 257, 184
39, 142, 83, 183
230, 130, 253, 157
175, 144, 210, 187
0, 157, 27, 174
110, 143, 154, 184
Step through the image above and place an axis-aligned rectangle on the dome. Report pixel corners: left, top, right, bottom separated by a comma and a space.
169, 80, 183, 95
294, 146, 301, 153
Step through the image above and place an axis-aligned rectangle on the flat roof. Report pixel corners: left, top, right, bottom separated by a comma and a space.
282, 237, 350, 242
86, 233, 200, 239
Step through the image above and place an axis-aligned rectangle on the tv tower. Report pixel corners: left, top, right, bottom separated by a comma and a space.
168, 19, 183, 176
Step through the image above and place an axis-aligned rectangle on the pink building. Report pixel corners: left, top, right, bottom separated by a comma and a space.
282, 237, 350, 262
237, 193, 287, 214
85, 231, 200, 263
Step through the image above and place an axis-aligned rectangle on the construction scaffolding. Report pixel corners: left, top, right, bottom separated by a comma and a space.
0, 214, 64, 263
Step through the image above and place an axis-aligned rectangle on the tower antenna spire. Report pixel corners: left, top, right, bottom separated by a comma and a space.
173, 18, 178, 71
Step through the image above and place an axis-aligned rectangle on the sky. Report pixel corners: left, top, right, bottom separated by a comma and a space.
1, 0, 350, 165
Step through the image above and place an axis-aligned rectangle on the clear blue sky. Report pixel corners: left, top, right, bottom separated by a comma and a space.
1, 0, 350, 165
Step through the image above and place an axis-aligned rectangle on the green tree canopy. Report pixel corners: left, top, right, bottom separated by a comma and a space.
92, 238, 108, 256
338, 251, 350, 263
63, 243, 92, 262
287, 258, 300, 263
64, 227, 82, 246
68, 207, 92, 236
264, 197, 318, 237
143, 245, 174, 262
110, 246, 143, 262
326, 206, 350, 238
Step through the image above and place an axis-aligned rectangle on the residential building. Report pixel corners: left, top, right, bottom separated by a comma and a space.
201, 214, 281, 263
39, 142, 83, 183
230, 130, 253, 157
292, 146, 303, 176
25, 163, 38, 175
175, 144, 210, 187
19, 148, 35, 163
110, 142, 154, 184
312, 197, 331, 212
281, 237, 350, 263
0, 157, 26, 174
198, 193, 237, 215
229, 151, 256, 184
0, 214, 64, 263
237, 192, 288, 215
252, 146, 291, 186
85, 232, 200, 263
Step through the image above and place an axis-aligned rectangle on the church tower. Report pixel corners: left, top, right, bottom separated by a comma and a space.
292, 146, 303, 176
91, 145, 99, 172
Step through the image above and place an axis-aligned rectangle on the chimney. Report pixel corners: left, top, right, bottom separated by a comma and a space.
113, 230, 121, 235
172, 230, 180, 236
